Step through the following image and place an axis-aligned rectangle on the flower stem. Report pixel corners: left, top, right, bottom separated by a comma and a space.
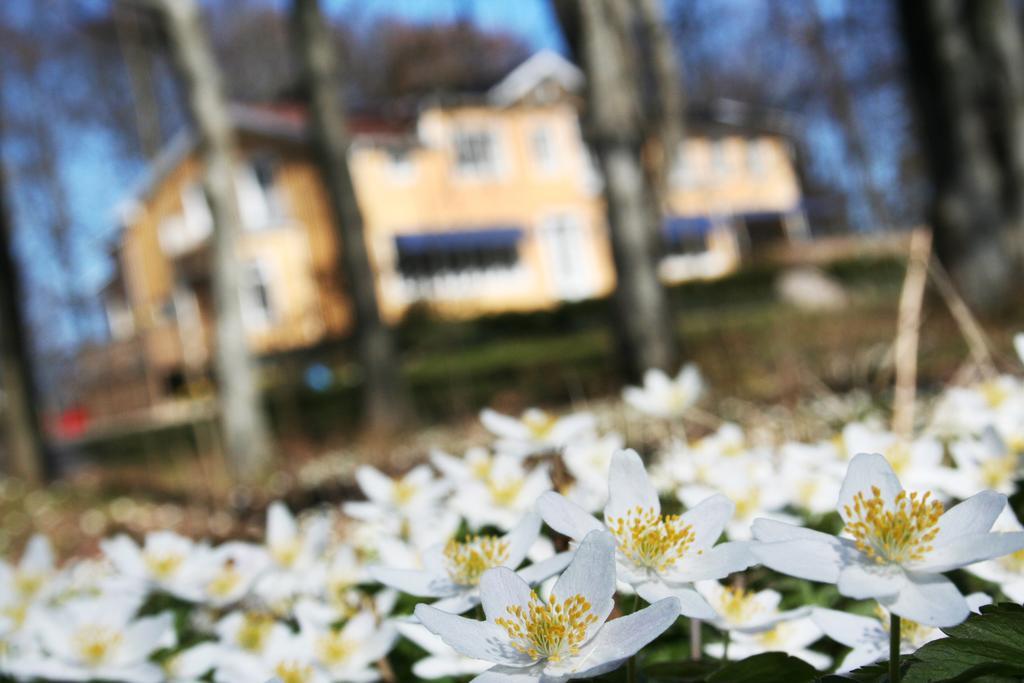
691, 618, 702, 660
627, 593, 641, 683
723, 629, 731, 661
889, 613, 901, 683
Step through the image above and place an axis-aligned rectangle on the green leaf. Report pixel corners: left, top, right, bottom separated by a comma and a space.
644, 659, 721, 682
705, 653, 817, 683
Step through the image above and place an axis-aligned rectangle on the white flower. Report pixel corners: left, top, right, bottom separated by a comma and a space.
102, 531, 211, 601
215, 611, 290, 655
306, 544, 379, 621
934, 428, 1021, 499
254, 502, 330, 609
343, 465, 451, 531
704, 615, 830, 669
560, 432, 623, 512
371, 512, 571, 614
297, 606, 397, 682
841, 423, 952, 496
623, 365, 704, 419
539, 449, 754, 619
695, 581, 806, 634
415, 530, 680, 681
812, 593, 991, 672
0, 534, 55, 603
215, 623, 327, 683
752, 452, 1024, 626
777, 442, 844, 516
480, 407, 596, 457
1015, 333, 1024, 365
452, 454, 552, 531
162, 642, 222, 683
21, 595, 175, 683
964, 504, 1024, 601
394, 620, 491, 679
431, 447, 496, 485
180, 541, 269, 608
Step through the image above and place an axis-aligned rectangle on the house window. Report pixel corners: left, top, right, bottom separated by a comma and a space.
395, 229, 522, 299
181, 183, 213, 242
540, 214, 591, 300
711, 139, 729, 175
531, 126, 557, 172
240, 261, 275, 330
664, 217, 711, 256
747, 139, 768, 176
453, 128, 499, 177
237, 155, 285, 230
387, 146, 415, 180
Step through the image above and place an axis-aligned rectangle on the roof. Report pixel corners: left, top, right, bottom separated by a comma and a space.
487, 50, 584, 105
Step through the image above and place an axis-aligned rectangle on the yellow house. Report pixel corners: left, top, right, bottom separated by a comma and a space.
79, 51, 804, 417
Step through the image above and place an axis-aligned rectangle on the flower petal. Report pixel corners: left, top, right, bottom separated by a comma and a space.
680, 494, 734, 550
751, 538, 844, 584
667, 541, 754, 583
931, 490, 1008, 547
370, 567, 456, 598
838, 453, 902, 524
912, 532, 1024, 573
877, 572, 969, 627
537, 491, 604, 541
266, 501, 297, 547
635, 580, 716, 620
502, 512, 542, 569
479, 567, 534, 624
515, 551, 573, 586
414, 605, 534, 666
836, 561, 906, 600
812, 607, 886, 649
561, 598, 680, 679
552, 530, 617, 627
472, 664, 546, 681
604, 450, 660, 522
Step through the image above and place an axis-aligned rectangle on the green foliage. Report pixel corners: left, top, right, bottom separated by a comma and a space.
831, 604, 1024, 683
634, 652, 818, 683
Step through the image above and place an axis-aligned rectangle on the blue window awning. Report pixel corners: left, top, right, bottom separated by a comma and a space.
664, 216, 712, 242
395, 226, 523, 254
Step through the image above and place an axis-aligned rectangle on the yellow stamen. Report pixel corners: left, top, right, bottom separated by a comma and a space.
74, 626, 122, 665
607, 505, 700, 573
716, 586, 762, 624
236, 613, 274, 652
487, 477, 524, 507
393, 479, 418, 506
207, 560, 242, 599
443, 536, 510, 585
495, 592, 598, 662
844, 487, 943, 565
274, 661, 313, 683
523, 411, 557, 440
144, 551, 184, 580
316, 629, 354, 665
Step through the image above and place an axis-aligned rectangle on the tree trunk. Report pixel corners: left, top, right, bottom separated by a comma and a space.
898, 0, 1021, 313
292, 0, 410, 431
151, 0, 274, 481
636, 0, 687, 201
0, 144, 50, 484
558, 0, 678, 379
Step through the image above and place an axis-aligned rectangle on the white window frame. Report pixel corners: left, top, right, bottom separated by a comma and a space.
747, 138, 768, 176
539, 211, 593, 301
240, 260, 276, 331
530, 124, 558, 174
452, 126, 502, 180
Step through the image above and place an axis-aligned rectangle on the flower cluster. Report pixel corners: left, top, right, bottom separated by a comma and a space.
0, 339, 1023, 681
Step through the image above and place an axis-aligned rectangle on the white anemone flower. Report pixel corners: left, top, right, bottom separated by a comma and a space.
812, 593, 991, 673
179, 541, 269, 608
343, 464, 451, 531
704, 615, 830, 669
841, 423, 952, 495
371, 512, 571, 614
101, 531, 210, 601
453, 454, 553, 531
777, 442, 844, 516
752, 452, 1024, 626
964, 504, 1024, 601
622, 364, 704, 420
254, 502, 330, 608
215, 611, 291, 656
480, 407, 596, 457
431, 447, 497, 485
0, 534, 55, 604
162, 642, 222, 683
539, 449, 754, 619
395, 620, 491, 679
215, 624, 327, 683
24, 595, 175, 683
695, 580, 807, 634
934, 428, 1021, 499
561, 432, 623, 512
295, 606, 397, 682
415, 530, 680, 681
